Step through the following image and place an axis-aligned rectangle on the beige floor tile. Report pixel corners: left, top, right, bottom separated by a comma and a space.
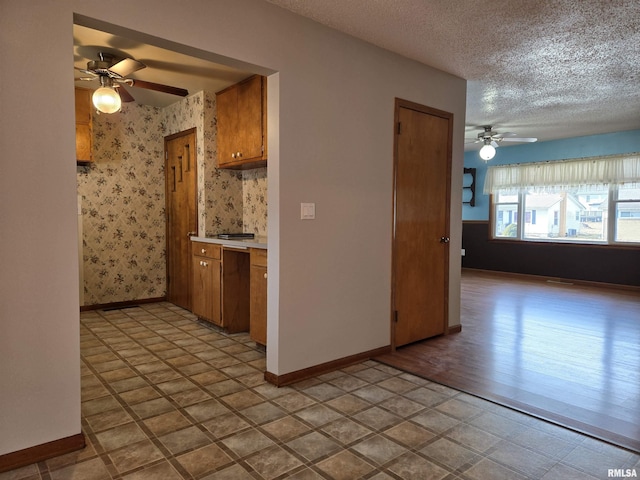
418, 437, 479, 470
245, 445, 304, 479
157, 425, 212, 455
143, 410, 192, 436
221, 429, 275, 457
316, 450, 376, 480
286, 431, 341, 461
386, 452, 450, 480
49, 457, 111, 480
176, 443, 232, 477
321, 418, 373, 445
86, 406, 134, 432
95, 422, 148, 452
261, 416, 310, 442
461, 457, 527, 480
383, 421, 434, 449
108, 439, 164, 474
351, 434, 408, 466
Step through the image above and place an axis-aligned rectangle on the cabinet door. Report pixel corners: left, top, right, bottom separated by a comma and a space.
250, 265, 267, 345
75, 124, 92, 163
192, 255, 221, 325
216, 86, 238, 167
75, 87, 92, 163
237, 75, 264, 161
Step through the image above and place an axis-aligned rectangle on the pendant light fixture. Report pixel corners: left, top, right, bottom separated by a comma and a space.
92, 76, 121, 114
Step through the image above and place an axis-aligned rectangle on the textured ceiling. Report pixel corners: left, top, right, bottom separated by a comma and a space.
266, 0, 640, 148
75, 1, 640, 149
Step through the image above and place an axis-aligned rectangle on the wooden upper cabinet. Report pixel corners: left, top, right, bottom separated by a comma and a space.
75, 87, 93, 165
216, 75, 267, 169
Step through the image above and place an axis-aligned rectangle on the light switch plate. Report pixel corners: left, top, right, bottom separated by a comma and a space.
301, 203, 315, 220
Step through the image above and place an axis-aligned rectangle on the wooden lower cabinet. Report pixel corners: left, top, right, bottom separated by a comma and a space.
191, 242, 257, 334
191, 242, 221, 326
250, 248, 267, 346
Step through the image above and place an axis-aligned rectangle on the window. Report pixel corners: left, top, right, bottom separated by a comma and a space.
485, 154, 640, 245
614, 184, 640, 243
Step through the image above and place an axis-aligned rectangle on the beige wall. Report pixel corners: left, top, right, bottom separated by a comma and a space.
0, 0, 465, 456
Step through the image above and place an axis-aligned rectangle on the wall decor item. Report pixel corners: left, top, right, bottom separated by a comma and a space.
463, 167, 476, 206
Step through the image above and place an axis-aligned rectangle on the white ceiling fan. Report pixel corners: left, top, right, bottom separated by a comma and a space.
469, 125, 538, 160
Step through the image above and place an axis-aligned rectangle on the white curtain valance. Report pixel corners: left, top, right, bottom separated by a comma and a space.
483, 153, 640, 194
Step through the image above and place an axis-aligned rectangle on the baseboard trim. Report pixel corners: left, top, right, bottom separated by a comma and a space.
448, 324, 462, 334
80, 297, 166, 312
265, 346, 392, 387
0, 433, 85, 473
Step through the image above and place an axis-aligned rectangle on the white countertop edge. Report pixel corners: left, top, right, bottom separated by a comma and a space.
191, 236, 267, 250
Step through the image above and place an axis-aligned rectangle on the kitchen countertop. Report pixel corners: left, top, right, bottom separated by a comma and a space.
191, 235, 267, 250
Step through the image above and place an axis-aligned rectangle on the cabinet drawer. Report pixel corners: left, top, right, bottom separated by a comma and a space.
250, 248, 267, 267
193, 242, 221, 259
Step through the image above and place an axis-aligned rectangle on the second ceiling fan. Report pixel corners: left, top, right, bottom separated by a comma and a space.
76, 52, 189, 113
470, 125, 537, 160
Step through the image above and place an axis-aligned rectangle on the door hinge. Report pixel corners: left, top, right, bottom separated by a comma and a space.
165, 150, 168, 160
397, 122, 402, 134
394, 310, 399, 323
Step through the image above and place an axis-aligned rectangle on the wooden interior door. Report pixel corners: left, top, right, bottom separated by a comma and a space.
165, 129, 197, 310
392, 99, 452, 347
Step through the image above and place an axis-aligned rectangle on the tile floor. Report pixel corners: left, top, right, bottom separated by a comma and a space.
3, 302, 638, 480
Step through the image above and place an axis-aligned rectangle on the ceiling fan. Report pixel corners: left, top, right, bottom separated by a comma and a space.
469, 125, 538, 160
75, 52, 189, 113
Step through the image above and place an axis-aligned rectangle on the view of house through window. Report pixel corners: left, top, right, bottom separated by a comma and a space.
486, 154, 640, 245
492, 185, 640, 244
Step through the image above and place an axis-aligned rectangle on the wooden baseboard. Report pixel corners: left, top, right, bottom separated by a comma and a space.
265, 346, 392, 387
462, 267, 640, 293
448, 324, 462, 334
80, 297, 166, 312
0, 433, 85, 473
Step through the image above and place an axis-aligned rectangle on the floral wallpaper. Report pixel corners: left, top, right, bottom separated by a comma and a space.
77, 103, 166, 306
78, 90, 268, 307
243, 167, 268, 234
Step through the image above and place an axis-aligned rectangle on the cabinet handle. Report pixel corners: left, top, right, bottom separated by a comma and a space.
187, 231, 196, 237
237, 152, 242, 158
200, 261, 208, 267
231, 153, 236, 159
201, 248, 206, 254
263, 273, 268, 279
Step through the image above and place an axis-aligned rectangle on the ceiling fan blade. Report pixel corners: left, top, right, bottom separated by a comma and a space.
115, 85, 135, 103
493, 132, 518, 138
501, 137, 538, 143
109, 58, 146, 77
129, 79, 189, 97
75, 67, 98, 77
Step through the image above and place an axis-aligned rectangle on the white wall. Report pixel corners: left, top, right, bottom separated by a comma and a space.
0, 0, 465, 456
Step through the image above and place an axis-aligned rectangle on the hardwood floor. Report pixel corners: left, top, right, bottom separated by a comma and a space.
376, 269, 640, 453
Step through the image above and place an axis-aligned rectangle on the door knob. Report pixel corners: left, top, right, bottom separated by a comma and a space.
440, 236, 450, 243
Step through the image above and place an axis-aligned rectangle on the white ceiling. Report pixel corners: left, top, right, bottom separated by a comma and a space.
75, 1, 640, 150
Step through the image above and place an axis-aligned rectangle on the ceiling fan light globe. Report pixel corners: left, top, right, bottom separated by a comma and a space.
479, 144, 496, 161
92, 87, 121, 114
